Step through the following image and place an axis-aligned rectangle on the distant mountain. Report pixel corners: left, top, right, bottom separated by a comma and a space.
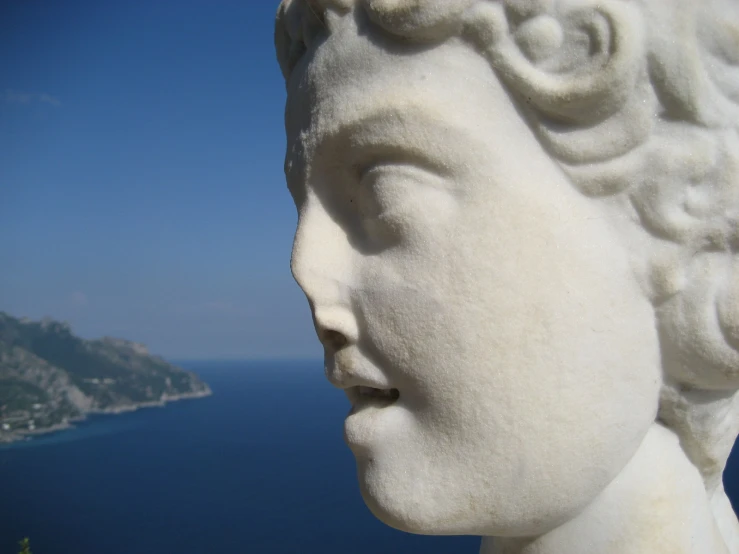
0, 312, 211, 443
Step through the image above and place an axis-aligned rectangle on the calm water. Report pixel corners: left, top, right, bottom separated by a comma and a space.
1, 360, 739, 554
0, 360, 478, 553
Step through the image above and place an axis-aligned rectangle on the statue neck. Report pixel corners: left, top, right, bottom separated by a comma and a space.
481, 424, 735, 554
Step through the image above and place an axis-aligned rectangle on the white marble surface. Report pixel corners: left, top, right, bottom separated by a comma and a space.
275, 1, 739, 552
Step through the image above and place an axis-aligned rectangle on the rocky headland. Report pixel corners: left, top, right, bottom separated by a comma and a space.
0, 312, 212, 444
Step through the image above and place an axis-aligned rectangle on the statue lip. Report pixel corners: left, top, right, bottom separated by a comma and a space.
343, 384, 401, 449
345, 385, 400, 411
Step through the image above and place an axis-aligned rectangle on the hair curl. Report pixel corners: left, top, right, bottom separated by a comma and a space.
276, 0, 739, 518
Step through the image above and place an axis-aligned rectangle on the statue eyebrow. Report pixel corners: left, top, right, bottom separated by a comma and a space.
314, 104, 477, 178
323, 104, 456, 144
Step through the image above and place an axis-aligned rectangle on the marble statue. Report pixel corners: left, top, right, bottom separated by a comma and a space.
274, 1, 739, 552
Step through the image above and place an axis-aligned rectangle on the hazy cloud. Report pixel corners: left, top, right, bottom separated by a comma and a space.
4, 89, 61, 107
69, 291, 88, 307
201, 301, 235, 314
175, 301, 237, 316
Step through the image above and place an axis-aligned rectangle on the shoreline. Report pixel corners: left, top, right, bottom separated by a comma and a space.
0, 388, 213, 445
91, 387, 213, 415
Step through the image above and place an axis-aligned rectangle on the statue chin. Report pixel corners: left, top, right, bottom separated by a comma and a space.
354, 422, 722, 546
275, 1, 739, 552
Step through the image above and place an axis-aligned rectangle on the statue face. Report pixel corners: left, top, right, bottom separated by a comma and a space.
284, 18, 662, 537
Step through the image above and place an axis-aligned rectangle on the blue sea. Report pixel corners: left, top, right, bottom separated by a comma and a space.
0, 361, 479, 553
1, 360, 738, 554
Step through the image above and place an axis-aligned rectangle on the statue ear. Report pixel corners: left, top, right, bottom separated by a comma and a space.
658, 257, 739, 391
463, 1, 645, 125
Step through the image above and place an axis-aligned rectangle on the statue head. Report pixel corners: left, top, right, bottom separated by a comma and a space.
274, 0, 739, 543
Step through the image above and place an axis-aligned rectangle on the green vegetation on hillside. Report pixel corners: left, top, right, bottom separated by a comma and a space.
0, 312, 211, 443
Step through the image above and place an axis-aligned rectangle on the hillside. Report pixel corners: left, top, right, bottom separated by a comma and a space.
0, 312, 211, 443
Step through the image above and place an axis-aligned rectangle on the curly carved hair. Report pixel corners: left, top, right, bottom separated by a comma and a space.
275, 0, 739, 505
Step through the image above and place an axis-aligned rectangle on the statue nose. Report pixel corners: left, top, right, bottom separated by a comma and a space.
290, 196, 352, 301
291, 196, 357, 352
322, 329, 348, 351
313, 307, 358, 353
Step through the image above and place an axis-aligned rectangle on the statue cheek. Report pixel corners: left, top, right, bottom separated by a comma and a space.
354, 272, 449, 343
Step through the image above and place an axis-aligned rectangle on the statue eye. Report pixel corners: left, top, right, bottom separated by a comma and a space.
359, 162, 431, 195
358, 164, 407, 212
357, 165, 388, 218
356, 164, 409, 242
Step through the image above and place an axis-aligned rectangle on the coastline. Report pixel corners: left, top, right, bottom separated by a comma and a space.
91, 387, 213, 415
0, 388, 213, 445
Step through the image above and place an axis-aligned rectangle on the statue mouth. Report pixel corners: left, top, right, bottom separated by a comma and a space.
346, 385, 400, 409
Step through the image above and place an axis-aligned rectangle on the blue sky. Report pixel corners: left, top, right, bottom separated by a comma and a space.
0, 0, 320, 359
